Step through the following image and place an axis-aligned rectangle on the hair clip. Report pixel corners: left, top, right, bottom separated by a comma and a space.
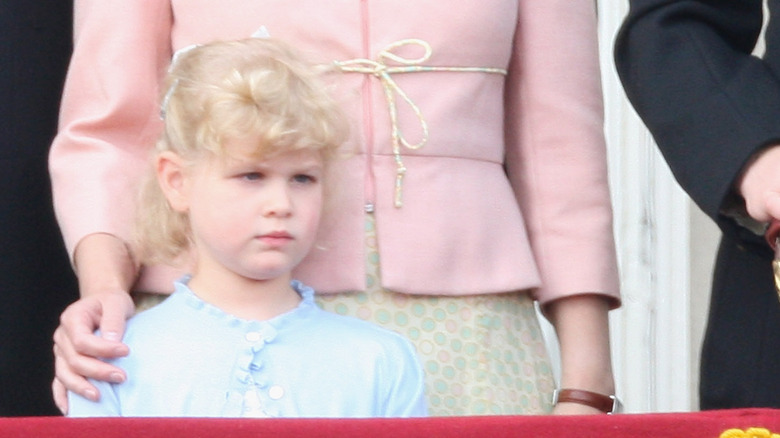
251, 25, 271, 38
168, 44, 200, 72
160, 78, 180, 120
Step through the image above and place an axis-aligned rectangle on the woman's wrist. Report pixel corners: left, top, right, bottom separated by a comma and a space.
558, 356, 615, 397
73, 233, 139, 297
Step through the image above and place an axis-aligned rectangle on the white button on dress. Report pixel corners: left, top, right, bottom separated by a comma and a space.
268, 385, 285, 400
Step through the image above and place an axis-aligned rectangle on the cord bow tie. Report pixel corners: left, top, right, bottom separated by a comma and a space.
334, 39, 507, 208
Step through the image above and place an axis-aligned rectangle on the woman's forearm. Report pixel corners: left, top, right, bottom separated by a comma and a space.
545, 294, 615, 395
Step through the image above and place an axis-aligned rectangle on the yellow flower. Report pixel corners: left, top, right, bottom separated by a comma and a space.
720, 427, 780, 438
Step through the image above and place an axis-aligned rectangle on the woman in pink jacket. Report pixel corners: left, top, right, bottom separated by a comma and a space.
51, 0, 621, 416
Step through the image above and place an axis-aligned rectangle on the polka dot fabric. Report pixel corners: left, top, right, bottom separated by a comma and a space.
317, 215, 554, 416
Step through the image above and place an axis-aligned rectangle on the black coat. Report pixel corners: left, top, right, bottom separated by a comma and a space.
0, 2, 78, 416
615, 0, 780, 409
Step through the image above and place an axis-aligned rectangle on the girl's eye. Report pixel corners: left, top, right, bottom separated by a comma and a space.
292, 174, 317, 185
240, 172, 264, 181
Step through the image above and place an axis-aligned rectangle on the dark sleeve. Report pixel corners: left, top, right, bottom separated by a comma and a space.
614, 0, 780, 242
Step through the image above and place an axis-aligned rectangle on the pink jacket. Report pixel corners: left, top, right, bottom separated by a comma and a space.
51, 0, 620, 306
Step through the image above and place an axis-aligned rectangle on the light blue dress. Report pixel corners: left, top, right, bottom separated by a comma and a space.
68, 279, 427, 417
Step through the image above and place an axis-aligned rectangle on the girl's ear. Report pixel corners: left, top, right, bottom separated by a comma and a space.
156, 151, 190, 212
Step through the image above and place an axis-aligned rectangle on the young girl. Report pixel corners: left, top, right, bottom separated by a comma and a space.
66, 38, 426, 418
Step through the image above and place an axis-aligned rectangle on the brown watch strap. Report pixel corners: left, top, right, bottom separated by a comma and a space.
553, 389, 616, 413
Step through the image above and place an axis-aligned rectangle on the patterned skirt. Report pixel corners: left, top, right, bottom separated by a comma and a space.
134, 215, 554, 416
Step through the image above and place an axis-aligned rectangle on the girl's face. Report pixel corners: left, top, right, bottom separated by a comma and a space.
180, 139, 325, 285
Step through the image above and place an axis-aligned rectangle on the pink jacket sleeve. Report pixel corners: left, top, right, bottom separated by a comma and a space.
506, 0, 620, 307
49, 0, 172, 262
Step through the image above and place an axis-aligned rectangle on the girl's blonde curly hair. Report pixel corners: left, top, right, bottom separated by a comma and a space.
136, 38, 349, 265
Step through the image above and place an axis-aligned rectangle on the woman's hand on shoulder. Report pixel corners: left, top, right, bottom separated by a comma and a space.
53, 233, 139, 414
52, 291, 135, 414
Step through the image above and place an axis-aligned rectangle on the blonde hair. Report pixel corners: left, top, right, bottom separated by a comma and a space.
136, 38, 348, 265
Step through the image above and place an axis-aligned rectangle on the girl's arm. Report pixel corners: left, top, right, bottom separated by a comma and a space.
67, 377, 121, 417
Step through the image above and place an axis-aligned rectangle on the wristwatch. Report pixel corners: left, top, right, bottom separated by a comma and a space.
552, 388, 622, 414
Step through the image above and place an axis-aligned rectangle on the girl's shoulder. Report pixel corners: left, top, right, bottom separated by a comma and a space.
304, 305, 419, 361
291, 281, 416, 353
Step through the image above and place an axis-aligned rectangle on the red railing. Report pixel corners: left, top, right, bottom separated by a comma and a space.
0, 408, 777, 438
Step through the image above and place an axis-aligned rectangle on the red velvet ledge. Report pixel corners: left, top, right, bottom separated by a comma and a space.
0, 408, 777, 438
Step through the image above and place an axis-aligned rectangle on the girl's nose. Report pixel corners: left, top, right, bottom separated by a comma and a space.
263, 183, 293, 217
